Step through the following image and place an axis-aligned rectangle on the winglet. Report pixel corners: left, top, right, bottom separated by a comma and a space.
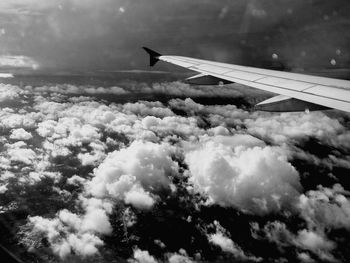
142, 47, 162, 67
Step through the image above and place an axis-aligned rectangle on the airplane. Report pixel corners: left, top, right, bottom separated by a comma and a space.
143, 47, 350, 113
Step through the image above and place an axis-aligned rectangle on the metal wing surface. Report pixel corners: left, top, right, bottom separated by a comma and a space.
143, 47, 350, 113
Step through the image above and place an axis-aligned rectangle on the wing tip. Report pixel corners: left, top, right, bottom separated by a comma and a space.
142, 47, 162, 67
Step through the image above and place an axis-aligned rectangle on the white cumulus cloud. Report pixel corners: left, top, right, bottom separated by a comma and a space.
131, 249, 158, 263
185, 136, 302, 215
298, 184, 350, 230
88, 140, 178, 209
10, 128, 33, 140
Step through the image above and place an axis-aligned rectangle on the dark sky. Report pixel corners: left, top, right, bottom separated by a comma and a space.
0, 0, 349, 74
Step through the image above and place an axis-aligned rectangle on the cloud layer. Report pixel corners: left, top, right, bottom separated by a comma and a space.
0, 80, 349, 262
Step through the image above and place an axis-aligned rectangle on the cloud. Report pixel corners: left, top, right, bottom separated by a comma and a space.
0, 84, 348, 262
209, 232, 239, 253
88, 140, 178, 209
65, 233, 104, 257
298, 184, 350, 231
297, 252, 316, 263
25, 171, 62, 185
185, 136, 302, 215
131, 249, 158, 263
0, 0, 57, 13
9, 128, 33, 140
36, 120, 61, 138
37, 117, 103, 153
150, 82, 244, 98
0, 84, 23, 101
66, 175, 86, 186
0, 184, 8, 194
0, 55, 39, 69
7, 146, 36, 165
24, 81, 247, 102
57, 209, 82, 230
139, 115, 204, 141
167, 252, 194, 263
42, 140, 71, 158
245, 111, 350, 147
207, 126, 230, 136
124, 185, 156, 210
168, 98, 250, 127
26, 84, 129, 96
19, 139, 179, 257
68, 123, 101, 144
0, 73, 14, 78
79, 200, 112, 235
296, 229, 336, 258
0, 0, 116, 14
169, 98, 350, 152
0, 171, 15, 185
208, 221, 262, 262
251, 221, 338, 262
0, 110, 38, 129
78, 149, 106, 166
122, 101, 175, 118
24, 198, 113, 259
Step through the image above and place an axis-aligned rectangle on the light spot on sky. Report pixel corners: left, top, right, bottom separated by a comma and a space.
336, 49, 341, 55
251, 8, 266, 18
330, 59, 337, 66
219, 6, 229, 19
272, 53, 279, 60
119, 7, 125, 13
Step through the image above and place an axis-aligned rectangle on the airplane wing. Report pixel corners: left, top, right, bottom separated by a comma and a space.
143, 47, 350, 113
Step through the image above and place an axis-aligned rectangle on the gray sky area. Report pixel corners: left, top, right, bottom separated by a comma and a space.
0, 0, 349, 74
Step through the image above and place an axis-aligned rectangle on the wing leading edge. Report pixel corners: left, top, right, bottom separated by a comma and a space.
143, 47, 350, 113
